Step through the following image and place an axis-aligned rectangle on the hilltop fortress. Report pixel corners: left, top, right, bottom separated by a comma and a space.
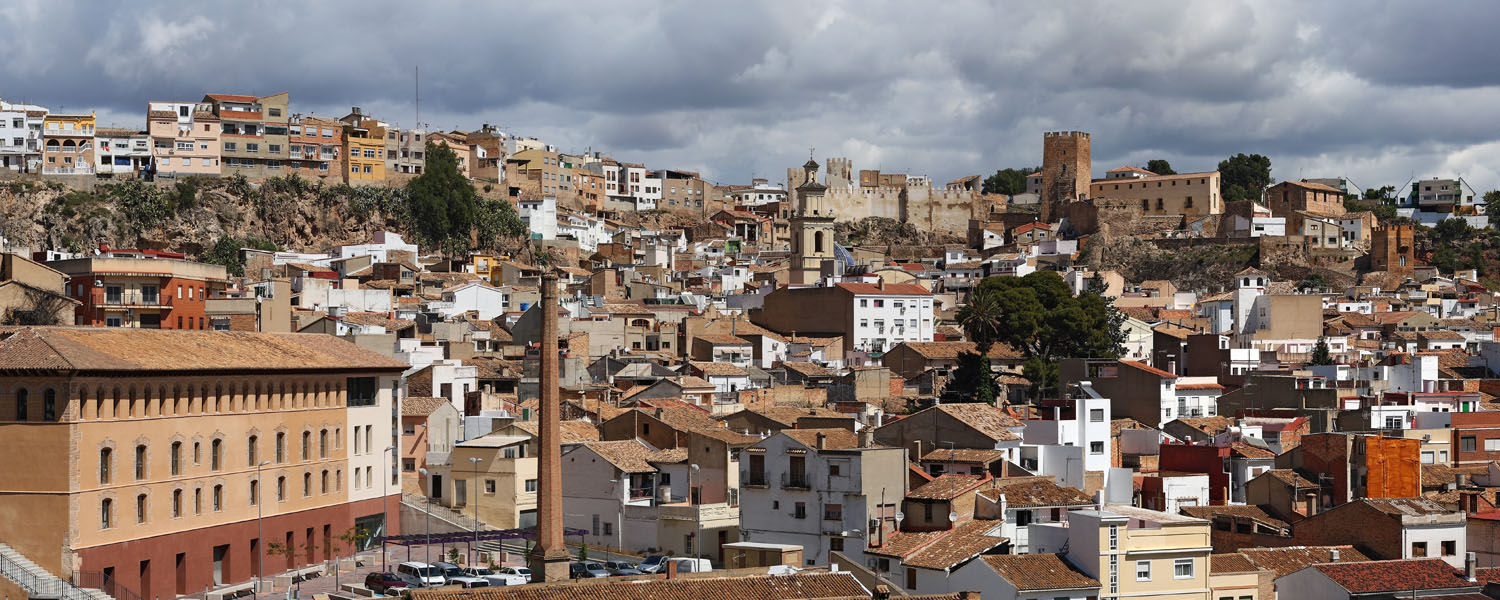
787, 157, 1004, 232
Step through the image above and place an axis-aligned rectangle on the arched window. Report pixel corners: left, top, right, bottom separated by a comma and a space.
211, 485, 222, 512
43, 389, 55, 421
16, 388, 27, 421
210, 439, 222, 471
170, 441, 182, 476
302, 431, 311, 460
814, 230, 825, 253
100, 498, 113, 529
302, 473, 311, 497
250, 479, 259, 506
276, 432, 286, 463
136, 494, 147, 524
172, 489, 182, 518
320, 470, 329, 494
248, 435, 259, 466
45, 139, 59, 152
335, 469, 342, 491
134, 444, 147, 480
319, 430, 328, 458
99, 448, 112, 484
277, 476, 286, 501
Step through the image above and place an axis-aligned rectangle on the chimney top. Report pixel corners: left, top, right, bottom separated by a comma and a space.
815, 432, 826, 450
1467, 552, 1478, 581
1330, 548, 1340, 562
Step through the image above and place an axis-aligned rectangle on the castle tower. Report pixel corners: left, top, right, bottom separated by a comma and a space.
1371, 224, 1415, 276
1040, 131, 1091, 222
791, 158, 837, 285
528, 272, 571, 582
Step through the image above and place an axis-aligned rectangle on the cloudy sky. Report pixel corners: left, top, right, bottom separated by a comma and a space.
6, 0, 1500, 195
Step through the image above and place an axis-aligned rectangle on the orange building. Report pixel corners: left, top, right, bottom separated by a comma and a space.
0, 328, 406, 599
48, 250, 229, 329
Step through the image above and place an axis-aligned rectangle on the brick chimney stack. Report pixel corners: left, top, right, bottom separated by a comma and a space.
528, 272, 571, 581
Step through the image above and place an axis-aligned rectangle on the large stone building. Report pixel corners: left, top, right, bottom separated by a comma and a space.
786, 157, 994, 234
790, 159, 836, 285
1088, 170, 1224, 217
0, 327, 406, 599
1370, 223, 1415, 276
1266, 180, 1346, 231
1040, 131, 1092, 221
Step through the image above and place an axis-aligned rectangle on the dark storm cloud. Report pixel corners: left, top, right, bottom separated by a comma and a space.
4, 0, 1500, 193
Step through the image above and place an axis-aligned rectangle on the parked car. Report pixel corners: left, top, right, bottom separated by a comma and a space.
394, 562, 446, 588
463, 567, 525, 586
636, 555, 667, 573
570, 561, 610, 578
497, 566, 533, 583
603, 561, 643, 576
364, 572, 407, 595
433, 562, 489, 588
665, 557, 713, 573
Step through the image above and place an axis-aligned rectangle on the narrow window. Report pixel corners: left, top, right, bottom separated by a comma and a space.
100, 448, 112, 484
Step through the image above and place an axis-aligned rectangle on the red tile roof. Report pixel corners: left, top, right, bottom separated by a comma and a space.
981, 553, 1099, 591
1312, 558, 1472, 594
407, 571, 869, 600
835, 282, 932, 296
1122, 360, 1177, 379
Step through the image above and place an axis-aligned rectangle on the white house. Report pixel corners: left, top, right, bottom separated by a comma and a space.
519, 195, 558, 241
844, 282, 935, 354
339, 231, 418, 263
949, 553, 1101, 600
0, 99, 45, 171
1019, 382, 1113, 488
439, 281, 509, 321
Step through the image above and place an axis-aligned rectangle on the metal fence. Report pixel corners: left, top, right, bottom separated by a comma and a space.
0, 550, 98, 600
75, 571, 141, 600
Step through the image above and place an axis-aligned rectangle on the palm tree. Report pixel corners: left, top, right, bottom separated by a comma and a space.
957, 287, 1002, 354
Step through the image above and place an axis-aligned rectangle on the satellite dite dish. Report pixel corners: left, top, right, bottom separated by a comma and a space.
948, 512, 959, 522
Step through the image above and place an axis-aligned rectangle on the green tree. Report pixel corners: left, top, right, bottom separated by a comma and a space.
1309, 337, 1334, 366
406, 142, 483, 257
200, 236, 277, 277
981, 167, 1037, 196
1217, 153, 1273, 204
977, 271, 1125, 397
949, 287, 1005, 404
1365, 185, 1396, 202
474, 196, 527, 250
1485, 190, 1500, 227
1145, 159, 1176, 175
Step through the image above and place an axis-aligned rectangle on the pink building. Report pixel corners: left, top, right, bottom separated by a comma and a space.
146, 101, 221, 177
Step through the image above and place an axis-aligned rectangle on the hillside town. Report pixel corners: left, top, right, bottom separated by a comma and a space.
4, 86, 1500, 600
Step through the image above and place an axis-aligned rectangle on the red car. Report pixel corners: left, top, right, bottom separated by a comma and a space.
365, 572, 407, 595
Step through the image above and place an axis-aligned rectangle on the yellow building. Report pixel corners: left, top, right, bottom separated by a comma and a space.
0, 328, 406, 599
427, 423, 540, 530
1034, 504, 1215, 600
42, 112, 96, 175
339, 112, 387, 185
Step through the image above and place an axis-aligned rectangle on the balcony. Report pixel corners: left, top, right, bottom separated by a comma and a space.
782, 472, 811, 490
41, 166, 95, 175
102, 291, 171, 309
744, 471, 768, 488
218, 110, 262, 121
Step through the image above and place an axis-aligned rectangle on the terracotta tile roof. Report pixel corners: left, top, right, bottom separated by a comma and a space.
977, 476, 1094, 509
782, 428, 861, 450
1261, 469, 1319, 489
1180, 505, 1289, 530
1422, 464, 1489, 489
835, 282, 932, 296
931, 403, 1023, 442
1312, 558, 1472, 594
891, 519, 1007, 570
1229, 441, 1275, 459
576, 440, 661, 474
780, 361, 833, 378
747, 406, 848, 427
1279, 179, 1345, 194
694, 334, 753, 346
1171, 416, 1235, 436
1419, 330, 1465, 341
339, 311, 416, 332
0, 327, 408, 374
406, 571, 869, 600
513, 420, 599, 445
907, 474, 987, 500
981, 553, 1099, 592
1361, 497, 1452, 517
1238, 545, 1371, 578
1111, 417, 1155, 436
690, 360, 749, 377
922, 449, 1008, 464
897, 341, 1023, 360
1209, 553, 1262, 575
1121, 360, 1177, 378
402, 397, 449, 417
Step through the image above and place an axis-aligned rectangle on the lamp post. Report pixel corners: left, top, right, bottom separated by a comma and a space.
418, 467, 432, 565
690, 464, 701, 561
256, 460, 271, 596
382, 447, 393, 573
469, 456, 483, 566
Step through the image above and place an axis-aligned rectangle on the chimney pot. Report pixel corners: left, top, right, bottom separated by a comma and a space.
1467, 552, 1478, 581
1330, 548, 1340, 562
815, 432, 826, 450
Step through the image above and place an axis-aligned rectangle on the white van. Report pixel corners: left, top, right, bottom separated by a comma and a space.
395, 562, 446, 588
665, 557, 712, 573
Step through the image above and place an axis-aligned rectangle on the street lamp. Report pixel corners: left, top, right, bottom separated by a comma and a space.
418, 467, 432, 565
690, 464, 701, 561
469, 456, 483, 566
255, 460, 271, 596
382, 447, 393, 573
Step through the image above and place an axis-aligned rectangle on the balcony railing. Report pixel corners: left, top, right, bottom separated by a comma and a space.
745, 472, 767, 487
782, 472, 810, 490
103, 291, 170, 307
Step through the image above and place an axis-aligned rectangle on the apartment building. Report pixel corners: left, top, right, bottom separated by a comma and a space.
739, 429, 907, 567
462, 125, 505, 181
392, 128, 427, 175
0, 99, 46, 171
427, 423, 542, 530
659, 169, 719, 215
48, 251, 230, 329
203, 92, 290, 178
507, 148, 565, 199
146, 101, 222, 178
1031, 505, 1215, 600
339, 108, 387, 185
1088, 171, 1224, 217
287, 115, 343, 179
41, 112, 96, 175
753, 282, 935, 357
93, 128, 152, 177
1265, 180, 1347, 232
0, 327, 406, 598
